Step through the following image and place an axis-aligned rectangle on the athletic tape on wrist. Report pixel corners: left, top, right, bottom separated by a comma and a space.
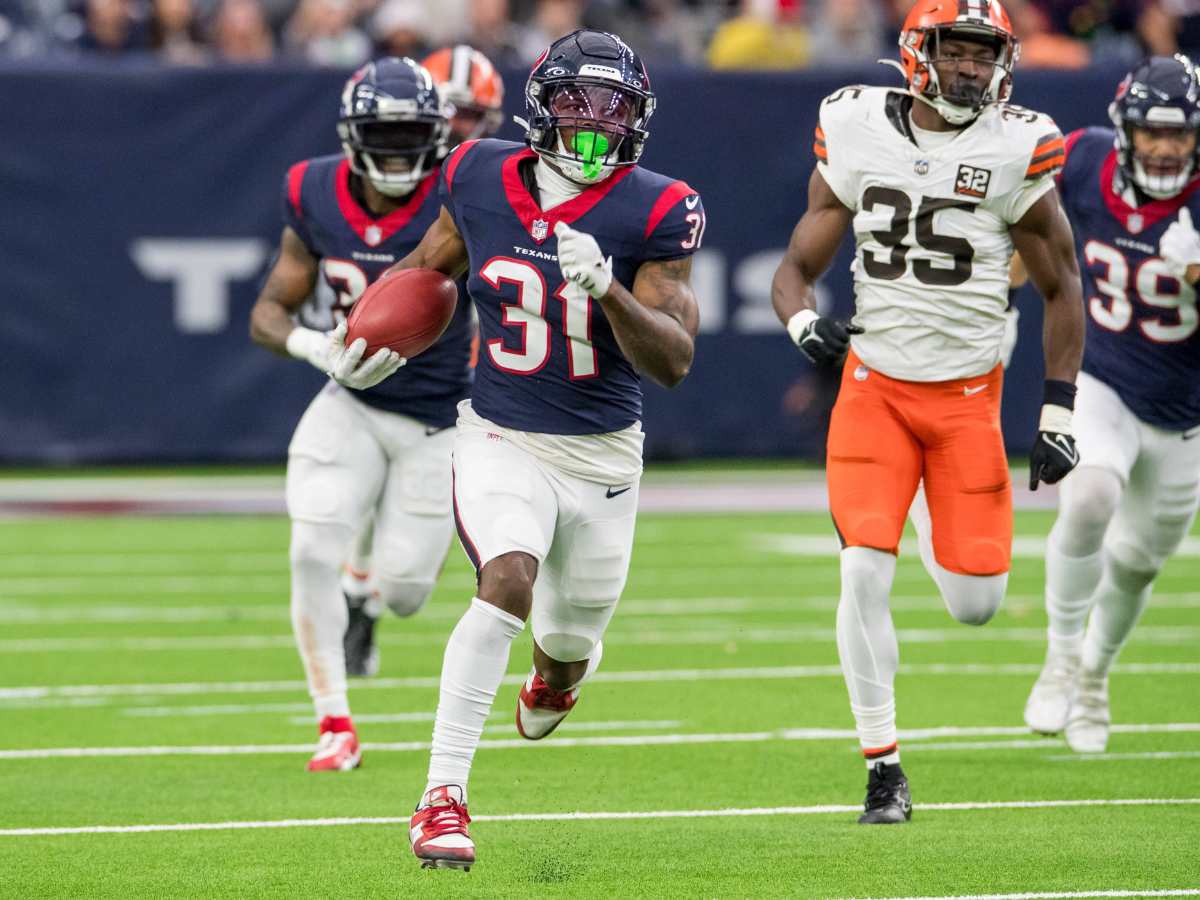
786, 309, 820, 346
1039, 403, 1073, 434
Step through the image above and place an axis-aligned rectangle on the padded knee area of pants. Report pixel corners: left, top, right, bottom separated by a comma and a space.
939, 570, 1006, 626
290, 522, 347, 581
1104, 554, 1157, 595
533, 629, 595, 664
839, 513, 903, 555
947, 538, 1010, 578
377, 579, 435, 618
1056, 467, 1122, 555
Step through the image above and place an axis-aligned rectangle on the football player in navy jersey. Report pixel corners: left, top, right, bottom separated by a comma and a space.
337, 47, 506, 679
249, 58, 474, 772
1023, 56, 1200, 752
358, 30, 705, 868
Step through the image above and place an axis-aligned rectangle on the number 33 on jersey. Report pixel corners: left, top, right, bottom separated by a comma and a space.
814, 86, 1063, 381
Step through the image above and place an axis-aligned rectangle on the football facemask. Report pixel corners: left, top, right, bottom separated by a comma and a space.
542, 85, 639, 184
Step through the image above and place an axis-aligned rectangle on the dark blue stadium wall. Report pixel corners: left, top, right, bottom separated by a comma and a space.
0, 62, 1129, 463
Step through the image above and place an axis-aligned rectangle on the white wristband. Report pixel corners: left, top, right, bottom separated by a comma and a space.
285, 326, 329, 370
786, 309, 820, 346
1039, 403, 1073, 435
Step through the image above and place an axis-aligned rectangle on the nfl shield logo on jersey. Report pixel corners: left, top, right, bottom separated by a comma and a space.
1127, 213, 1144, 234
364, 225, 383, 246
532, 218, 549, 241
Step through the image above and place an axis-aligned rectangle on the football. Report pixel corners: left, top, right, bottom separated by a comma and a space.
345, 267, 458, 360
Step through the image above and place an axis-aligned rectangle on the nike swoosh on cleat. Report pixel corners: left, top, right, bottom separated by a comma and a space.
963, 384, 988, 396
605, 486, 632, 499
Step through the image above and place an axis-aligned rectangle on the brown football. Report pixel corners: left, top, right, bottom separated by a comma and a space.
345, 268, 458, 359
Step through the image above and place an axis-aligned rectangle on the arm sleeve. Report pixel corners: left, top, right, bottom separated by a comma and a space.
642, 184, 706, 261
282, 161, 316, 252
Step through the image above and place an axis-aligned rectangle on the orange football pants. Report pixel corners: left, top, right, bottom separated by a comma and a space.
826, 351, 1013, 576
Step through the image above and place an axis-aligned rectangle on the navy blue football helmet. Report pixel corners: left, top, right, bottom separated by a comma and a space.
1109, 55, 1200, 199
337, 57, 449, 197
524, 30, 655, 184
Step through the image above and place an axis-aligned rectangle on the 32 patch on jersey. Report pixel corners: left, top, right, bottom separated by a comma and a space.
954, 164, 991, 199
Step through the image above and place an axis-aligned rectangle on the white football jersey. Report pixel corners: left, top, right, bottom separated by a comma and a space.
816, 86, 1063, 381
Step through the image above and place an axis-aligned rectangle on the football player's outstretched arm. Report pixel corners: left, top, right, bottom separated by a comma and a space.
554, 219, 698, 388
251, 225, 404, 389
249, 226, 319, 354
1009, 188, 1085, 489
1008, 191, 1084, 384
387, 207, 470, 280
771, 169, 857, 365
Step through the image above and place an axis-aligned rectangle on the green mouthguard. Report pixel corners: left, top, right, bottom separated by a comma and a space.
573, 131, 610, 180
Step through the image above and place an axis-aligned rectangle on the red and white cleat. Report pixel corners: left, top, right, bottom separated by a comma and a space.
410, 785, 474, 870
305, 716, 361, 772
516, 671, 579, 740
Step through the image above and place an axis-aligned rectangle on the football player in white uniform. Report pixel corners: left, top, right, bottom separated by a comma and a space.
1023, 56, 1200, 752
772, 0, 1085, 823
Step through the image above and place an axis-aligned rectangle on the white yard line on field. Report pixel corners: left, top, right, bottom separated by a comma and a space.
1, 797, 1196, 838
850, 891, 1200, 900
4, 592, 1200, 626
1047, 751, 1200, 762
1, 723, 1195, 760
3, 625, 1197, 654
4, 663, 1198, 703
757, 534, 1200, 559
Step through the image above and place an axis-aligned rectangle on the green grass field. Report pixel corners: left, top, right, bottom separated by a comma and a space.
0, 498, 1198, 898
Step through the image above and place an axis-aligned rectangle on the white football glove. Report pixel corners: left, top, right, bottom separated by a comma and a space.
285, 326, 333, 372
1158, 207, 1200, 282
325, 321, 405, 390
555, 220, 613, 299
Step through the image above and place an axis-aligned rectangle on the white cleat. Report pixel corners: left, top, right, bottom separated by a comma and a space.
1024, 651, 1080, 734
410, 785, 474, 870
516, 671, 580, 740
1066, 672, 1110, 753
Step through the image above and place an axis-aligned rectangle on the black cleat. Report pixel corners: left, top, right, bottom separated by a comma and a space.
343, 593, 380, 678
858, 761, 912, 824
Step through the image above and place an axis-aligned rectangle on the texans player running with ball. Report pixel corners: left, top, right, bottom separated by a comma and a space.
341, 46, 506, 679
370, 30, 704, 869
1024, 56, 1200, 753
772, 0, 1085, 823
249, 58, 474, 772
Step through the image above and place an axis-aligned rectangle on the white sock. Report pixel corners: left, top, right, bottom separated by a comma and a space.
1081, 556, 1154, 676
290, 521, 353, 721
1045, 468, 1121, 656
836, 547, 900, 763
426, 597, 526, 799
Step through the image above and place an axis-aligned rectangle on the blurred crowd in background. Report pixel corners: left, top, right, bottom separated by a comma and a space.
2, 0, 1200, 70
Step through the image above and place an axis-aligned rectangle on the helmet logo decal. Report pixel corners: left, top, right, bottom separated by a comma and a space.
914, 159, 930, 175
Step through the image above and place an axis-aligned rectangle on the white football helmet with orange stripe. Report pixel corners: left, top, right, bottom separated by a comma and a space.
895, 0, 1020, 126
422, 45, 505, 148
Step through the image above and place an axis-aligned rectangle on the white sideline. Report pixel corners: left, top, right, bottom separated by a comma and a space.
4, 662, 1199, 702
1048, 751, 1200, 762
851, 892, 1200, 900
2, 797, 1197, 838
2, 722, 1196, 760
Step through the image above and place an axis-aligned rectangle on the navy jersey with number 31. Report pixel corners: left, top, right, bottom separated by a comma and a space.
439, 138, 705, 435
1058, 128, 1200, 431
282, 154, 473, 429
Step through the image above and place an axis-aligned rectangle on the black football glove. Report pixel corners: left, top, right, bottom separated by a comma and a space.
1029, 385, 1079, 490
789, 311, 864, 366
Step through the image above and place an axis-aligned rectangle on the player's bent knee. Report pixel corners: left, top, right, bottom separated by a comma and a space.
1105, 552, 1157, 595
941, 571, 1006, 626
289, 522, 349, 578
1061, 467, 1122, 531
534, 629, 595, 666
376, 578, 435, 618
840, 515, 904, 557
479, 552, 537, 619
